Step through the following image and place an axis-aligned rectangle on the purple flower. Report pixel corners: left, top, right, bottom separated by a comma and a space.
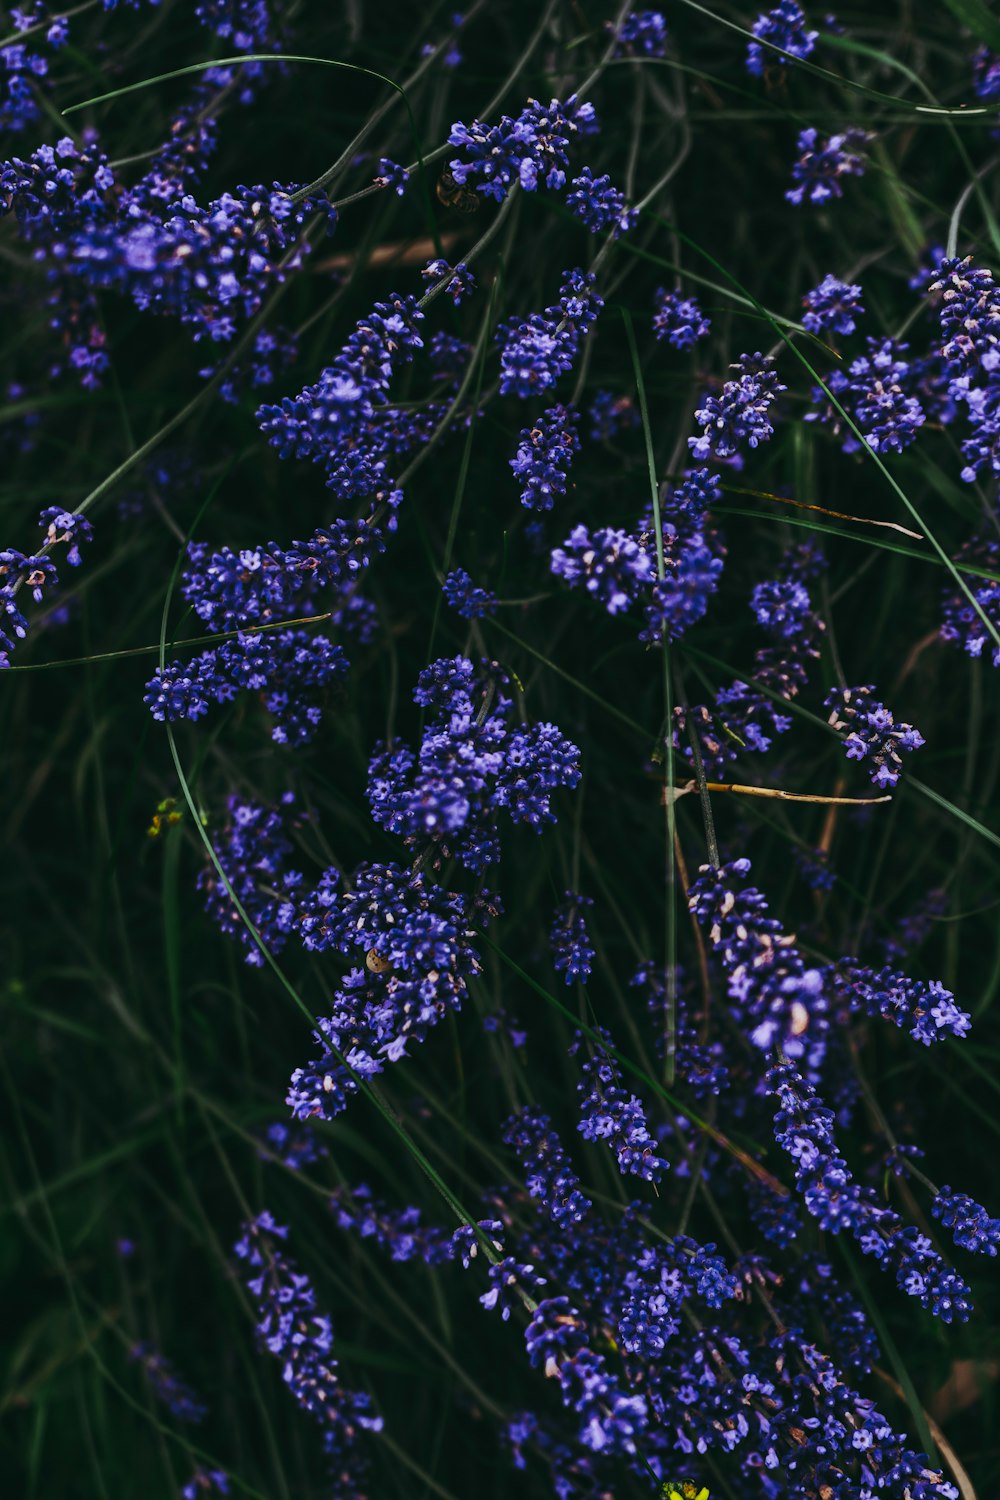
448, 94, 597, 202
499, 268, 602, 397
374, 156, 409, 195
504, 1108, 593, 1223
566, 167, 636, 236
550, 524, 654, 614
421, 256, 476, 303
234, 1213, 382, 1484
787, 126, 871, 206
575, 1036, 670, 1183
652, 288, 711, 349
689, 352, 785, 460
613, 11, 667, 57
802, 273, 864, 336
747, 2, 818, 76
932, 1188, 1000, 1256
442, 567, 496, 619
510, 403, 580, 508
549, 892, 595, 983
824, 683, 924, 787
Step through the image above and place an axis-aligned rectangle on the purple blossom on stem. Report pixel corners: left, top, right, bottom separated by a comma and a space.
0, 505, 93, 666
510, 403, 580, 509
367, 655, 580, 870
566, 167, 636, 236
442, 567, 496, 619
575, 1038, 669, 1183
503, 1108, 593, 1223
447, 94, 597, 202
932, 1188, 1000, 1256
941, 536, 1000, 666
688, 352, 785, 460
549, 891, 595, 983
747, 3, 817, 76
767, 1062, 974, 1322
234, 1213, 382, 1486
480, 1257, 546, 1319
801, 273, 864, 336
550, 525, 654, 614
374, 157, 408, 195
613, 11, 667, 57
786, 127, 871, 206
498, 268, 602, 397
652, 288, 711, 349
831, 963, 970, 1045
421, 256, 476, 303
824, 683, 925, 788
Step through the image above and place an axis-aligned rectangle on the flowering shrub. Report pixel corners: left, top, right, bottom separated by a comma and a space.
3, 4, 1000, 1499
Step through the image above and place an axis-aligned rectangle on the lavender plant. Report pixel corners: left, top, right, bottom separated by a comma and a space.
3, 3, 1000, 1498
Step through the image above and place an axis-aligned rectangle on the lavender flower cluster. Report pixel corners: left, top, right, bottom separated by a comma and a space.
4, 4, 998, 1498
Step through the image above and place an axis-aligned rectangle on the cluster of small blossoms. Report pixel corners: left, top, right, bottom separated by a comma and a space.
374, 156, 408, 195
510, 403, 581, 509
688, 352, 786, 460
550, 524, 654, 614
808, 336, 926, 454
652, 288, 711, 349
128, 1343, 207, 1424
0, 506, 93, 665
0, 128, 336, 350
0, 9, 68, 137
144, 629, 348, 743
442, 567, 496, 618
197, 793, 304, 965
824, 683, 925, 787
503, 1107, 593, 1223
940, 536, 1000, 666
549, 891, 595, 983
330, 1183, 460, 1265
498, 267, 603, 397
674, 541, 825, 778
746, 3, 818, 75
366, 656, 581, 871
421, 256, 476, 304
257, 291, 426, 494
259, 1119, 328, 1171
328, 1101, 959, 1495
634, 960, 730, 1096
565, 167, 636, 236
829, 962, 971, 1045
551, 467, 725, 644
801, 273, 864, 335
234, 1213, 382, 1491
447, 94, 597, 202
688, 857, 831, 1069
786, 126, 870, 205
286, 862, 493, 1117
932, 1187, 1000, 1256
767, 1062, 974, 1321
926, 256, 1000, 483
574, 1037, 670, 1183
613, 10, 668, 57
